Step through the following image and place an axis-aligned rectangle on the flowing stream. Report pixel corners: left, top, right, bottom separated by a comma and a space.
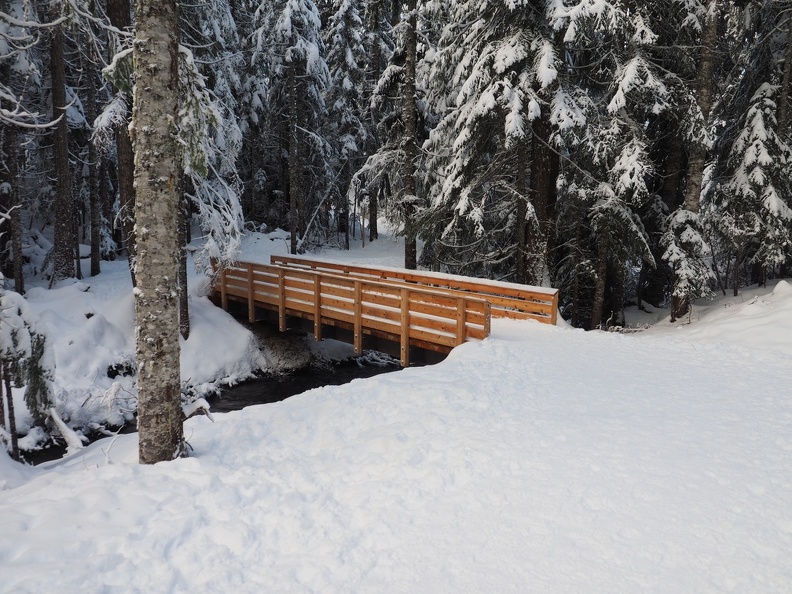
24, 354, 400, 465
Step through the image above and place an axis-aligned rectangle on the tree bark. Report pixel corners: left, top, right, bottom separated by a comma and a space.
401, 0, 418, 270
0, 360, 5, 431
1, 123, 24, 293
86, 44, 102, 277
514, 142, 528, 285
368, 188, 379, 242
3, 369, 19, 462
289, 64, 299, 255
179, 195, 190, 340
132, 0, 184, 464
683, 1, 719, 214
590, 235, 609, 330
50, 22, 76, 284
777, 15, 792, 139
106, 0, 137, 284
530, 110, 560, 285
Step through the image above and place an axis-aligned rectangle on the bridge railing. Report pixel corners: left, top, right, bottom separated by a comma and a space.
216, 261, 491, 366
270, 255, 558, 325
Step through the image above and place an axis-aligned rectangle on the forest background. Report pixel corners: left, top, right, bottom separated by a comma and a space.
1, 0, 791, 330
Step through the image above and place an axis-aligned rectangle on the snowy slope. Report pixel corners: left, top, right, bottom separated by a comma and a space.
1, 301, 791, 592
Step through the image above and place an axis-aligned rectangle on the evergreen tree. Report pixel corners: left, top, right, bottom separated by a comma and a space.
710, 83, 792, 290
0, 280, 54, 460
251, 0, 332, 253
420, 0, 552, 281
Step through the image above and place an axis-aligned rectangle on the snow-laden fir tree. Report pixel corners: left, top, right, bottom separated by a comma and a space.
0, 0, 44, 293
0, 277, 54, 461
659, 0, 722, 319
323, 0, 369, 244
352, 0, 441, 268
178, 0, 245, 272
550, 0, 665, 327
419, 0, 557, 282
709, 83, 792, 292
251, 0, 332, 253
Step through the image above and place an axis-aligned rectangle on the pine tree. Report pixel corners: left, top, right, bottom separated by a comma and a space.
0, 282, 54, 461
710, 83, 792, 290
550, 0, 665, 326
420, 0, 554, 281
251, 0, 331, 253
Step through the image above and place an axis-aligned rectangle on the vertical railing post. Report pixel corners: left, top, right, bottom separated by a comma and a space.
220, 267, 228, 311
484, 301, 491, 337
278, 268, 286, 332
400, 287, 410, 367
247, 264, 255, 323
313, 274, 322, 341
354, 280, 362, 355
456, 297, 466, 345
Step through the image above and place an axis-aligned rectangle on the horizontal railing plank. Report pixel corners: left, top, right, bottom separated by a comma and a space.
270, 255, 558, 324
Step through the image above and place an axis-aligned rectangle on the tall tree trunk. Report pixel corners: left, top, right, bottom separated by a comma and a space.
590, 235, 609, 330
369, 188, 379, 242
289, 64, 299, 255
179, 194, 190, 340
73, 204, 84, 280
132, 0, 184, 464
50, 22, 75, 284
683, 1, 719, 215
1, 123, 24, 293
401, 0, 418, 270
777, 15, 792, 139
672, 1, 719, 320
0, 360, 5, 432
86, 44, 102, 277
106, 0, 137, 285
3, 369, 19, 462
530, 111, 560, 285
515, 142, 528, 285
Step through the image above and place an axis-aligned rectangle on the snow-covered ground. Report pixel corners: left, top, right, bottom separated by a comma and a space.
2, 228, 792, 592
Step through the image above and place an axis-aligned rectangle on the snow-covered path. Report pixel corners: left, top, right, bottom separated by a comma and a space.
2, 314, 791, 593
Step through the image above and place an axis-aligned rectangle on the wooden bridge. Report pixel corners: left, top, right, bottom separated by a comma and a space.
213, 255, 558, 367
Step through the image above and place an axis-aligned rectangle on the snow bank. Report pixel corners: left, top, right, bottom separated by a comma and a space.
1, 316, 790, 592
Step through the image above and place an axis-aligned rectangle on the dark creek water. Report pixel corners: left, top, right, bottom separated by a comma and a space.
208, 357, 400, 413
24, 355, 400, 466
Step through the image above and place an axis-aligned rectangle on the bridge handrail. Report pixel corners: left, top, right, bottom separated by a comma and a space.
269, 255, 558, 325
214, 260, 492, 366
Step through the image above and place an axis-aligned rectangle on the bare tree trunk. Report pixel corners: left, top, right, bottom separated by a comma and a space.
132, 0, 184, 464
733, 256, 740, 297
530, 111, 560, 284
515, 142, 528, 285
106, 0, 137, 285
671, 1, 720, 320
777, 15, 792, 139
86, 44, 102, 277
683, 1, 719, 215
1, 121, 24, 293
368, 189, 378, 242
401, 0, 418, 270
3, 369, 19, 461
73, 205, 84, 280
289, 64, 299, 255
179, 194, 190, 340
50, 22, 75, 284
590, 235, 609, 330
